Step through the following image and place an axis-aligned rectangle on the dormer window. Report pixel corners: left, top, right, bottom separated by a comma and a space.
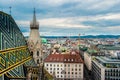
71, 59, 73, 61
68, 59, 70, 61
64, 59, 66, 61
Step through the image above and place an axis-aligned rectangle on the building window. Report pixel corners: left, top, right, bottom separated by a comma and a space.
64, 64, 66, 67
68, 64, 70, 67
37, 51, 39, 56
72, 72, 73, 74
65, 72, 66, 74
75, 64, 77, 67
50, 64, 52, 66
79, 69, 81, 71
72, 68, 73, 71
68, 72, 70, 74
75, 69, 77, 71
46, 64, 48, 66
79, 65, 81, 67
79, 72, 81, 74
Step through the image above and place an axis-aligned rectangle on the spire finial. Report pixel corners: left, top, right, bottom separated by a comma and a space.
34, 8, 35, 15
9, 6, 12, 15
30, 8, 39, 29
33, 8, 36, 24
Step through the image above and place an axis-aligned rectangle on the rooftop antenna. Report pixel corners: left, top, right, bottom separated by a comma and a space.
9, 6, 12, 15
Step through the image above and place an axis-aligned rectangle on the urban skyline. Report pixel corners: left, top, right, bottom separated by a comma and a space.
1, 2, 120, 79
0, 0, 120, 36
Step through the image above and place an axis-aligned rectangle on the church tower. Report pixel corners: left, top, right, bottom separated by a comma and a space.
28, 8, 42, 65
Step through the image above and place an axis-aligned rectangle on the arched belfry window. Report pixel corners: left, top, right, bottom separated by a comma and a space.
37, 51, 39, 56
37, 59, 39, 64
41, 58, 42, 62
31, 51, 33, 56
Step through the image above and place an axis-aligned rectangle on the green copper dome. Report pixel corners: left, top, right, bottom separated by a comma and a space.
41, 38, 47, 43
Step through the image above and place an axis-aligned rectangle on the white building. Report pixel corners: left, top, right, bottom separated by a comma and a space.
44, 51, 84, 80
92, 56, 120, 80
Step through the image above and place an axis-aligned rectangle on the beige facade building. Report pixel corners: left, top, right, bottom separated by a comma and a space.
44, 51, 84, 80
84, 52, 92, 71
84, 50, 105, 71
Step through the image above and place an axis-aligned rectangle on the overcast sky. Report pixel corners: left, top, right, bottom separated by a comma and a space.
1, 0, 120, 36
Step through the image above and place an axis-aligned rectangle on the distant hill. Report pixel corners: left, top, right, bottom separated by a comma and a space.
25, 35, 120, 39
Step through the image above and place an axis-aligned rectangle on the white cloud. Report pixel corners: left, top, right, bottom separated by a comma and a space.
17, 17, 93, 29
39, 18, 92, 28
16, 20, 29, 26
77, 13, 120, 21
97, 13, 120, 20
107, 26, 120, 31
86, 0, 120, 10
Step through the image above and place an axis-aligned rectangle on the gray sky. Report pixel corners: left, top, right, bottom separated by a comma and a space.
1, 0, 120, 36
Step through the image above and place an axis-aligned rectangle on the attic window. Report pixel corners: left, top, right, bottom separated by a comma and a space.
71, 59, 73, 61
68, 59, 70, 61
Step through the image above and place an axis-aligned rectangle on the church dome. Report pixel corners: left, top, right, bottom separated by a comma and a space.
41, 38, 47, 43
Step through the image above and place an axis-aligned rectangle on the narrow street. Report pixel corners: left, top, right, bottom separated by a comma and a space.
84, 65, 92, 80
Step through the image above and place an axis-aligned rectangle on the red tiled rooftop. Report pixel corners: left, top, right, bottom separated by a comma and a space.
44, 53, 83, 63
